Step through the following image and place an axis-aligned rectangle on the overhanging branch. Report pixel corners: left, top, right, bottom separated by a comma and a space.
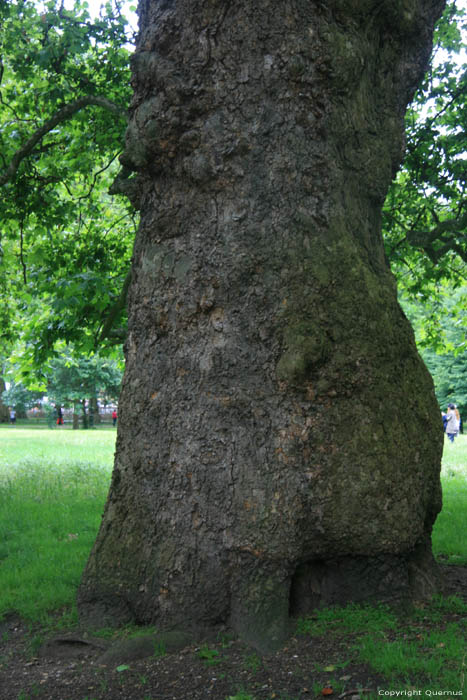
0, 96, 127, 186
407, 211, 467, 263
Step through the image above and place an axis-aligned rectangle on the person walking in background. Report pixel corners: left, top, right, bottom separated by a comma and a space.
445, 404, 460, 442
112, 409, 117, 427
9, 408, 16, 424
441, 410, 447, 432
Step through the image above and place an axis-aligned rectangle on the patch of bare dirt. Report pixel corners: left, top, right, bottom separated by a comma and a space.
0, 565, 465, 700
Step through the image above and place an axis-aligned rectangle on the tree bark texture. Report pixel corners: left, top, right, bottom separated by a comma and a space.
79, 0, 446, 650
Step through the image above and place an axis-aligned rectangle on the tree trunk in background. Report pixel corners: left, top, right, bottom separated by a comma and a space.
91, 397, 101, 424
73, 401, 80, 430
0, 378, 10, 422
81, 399, 88, 430
79, 0, 446, 651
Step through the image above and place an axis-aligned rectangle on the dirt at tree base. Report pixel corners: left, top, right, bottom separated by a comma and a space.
0, 566, 465, 700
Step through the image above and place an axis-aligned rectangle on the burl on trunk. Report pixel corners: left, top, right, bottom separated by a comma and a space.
79, 0, 445, 651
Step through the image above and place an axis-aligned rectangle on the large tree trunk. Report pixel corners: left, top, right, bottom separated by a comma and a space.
79, 0, 445, 651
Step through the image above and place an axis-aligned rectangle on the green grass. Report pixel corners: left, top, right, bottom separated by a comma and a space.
296, 602, 398, 636
357, 621, 466, 689
298, 594, 467, 695
0, 423, 115, 468
0, 426, 115, 622
432, 433, 467, 565
197, 643, 223, 666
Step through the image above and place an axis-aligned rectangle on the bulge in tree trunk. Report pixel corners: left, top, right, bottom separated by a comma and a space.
78, 0, 446, 652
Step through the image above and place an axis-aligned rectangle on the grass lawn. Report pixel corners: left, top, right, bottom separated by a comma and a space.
297, 595, 467, 697
0, 425, 465, 698
433, 433, 467, 565
0, 424, 115, 623
0, 422, 116, 467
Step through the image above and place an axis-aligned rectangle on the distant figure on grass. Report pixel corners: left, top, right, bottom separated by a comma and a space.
56, 406, 64, 426
9, 408, 16, 424
112, 409, 117, 427
441, 410, 447, 433
445, 404, 460, 443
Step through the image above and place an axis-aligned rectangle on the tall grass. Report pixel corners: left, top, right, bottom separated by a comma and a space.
432, 433, 467, 564
0, 426, 115, 622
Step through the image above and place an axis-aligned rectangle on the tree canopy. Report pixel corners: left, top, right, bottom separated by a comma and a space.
0, 0, 465, 391
0, 0, 136, 378
401, 285, 467, 414
46, 351, 122, 408
383, 0, 467, 347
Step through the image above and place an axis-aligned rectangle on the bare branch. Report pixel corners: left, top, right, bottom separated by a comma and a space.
407, 211, 467, 262
0, 96, 127, 186
387, 207, 467, 265
76, 151, 121, 201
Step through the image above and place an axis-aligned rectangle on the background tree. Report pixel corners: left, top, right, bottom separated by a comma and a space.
0, 261, 17, 422
402, 285, 467, 415
425, 348, 467, 418
0, 381, 44, 419
0, 377, 11, 423
0, 0, 137, 377
46, 351, 122, 428
383, 1, 466, 345
79, 0, 446, 652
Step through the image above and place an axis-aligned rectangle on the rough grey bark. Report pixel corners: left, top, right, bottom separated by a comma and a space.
79, 0, 446, 651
